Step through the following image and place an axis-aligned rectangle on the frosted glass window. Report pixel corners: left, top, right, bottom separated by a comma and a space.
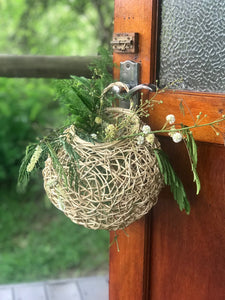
159, 0, 225, 93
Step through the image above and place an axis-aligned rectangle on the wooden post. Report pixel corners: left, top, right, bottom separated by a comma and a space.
109, 1, 158, 299
0, 55, 100, 78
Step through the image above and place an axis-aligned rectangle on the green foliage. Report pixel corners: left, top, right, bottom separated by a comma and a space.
56, 77, 95, 131
55, 48, 114, 132
0, 0, 113, 284
59, 137, 81, 190
17, 51, 113, 191
0, 0, 114, 55
154, 149, 190, 214
182, 128, 201, 194
17, 144, 38, 192
0, 197, 109, 284
0, 77, 61, 186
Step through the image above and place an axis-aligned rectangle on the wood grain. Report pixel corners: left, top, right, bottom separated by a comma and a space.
149, 138, 225, 300
109, 220, 147, 300
148, 90, 225, 144
110, 1, 158, 300
113, 0, 158, 83
111, 1, 225, 300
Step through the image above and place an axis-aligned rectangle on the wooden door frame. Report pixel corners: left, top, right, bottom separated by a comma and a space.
109, 1, 225, 299
109, 1, 159, 299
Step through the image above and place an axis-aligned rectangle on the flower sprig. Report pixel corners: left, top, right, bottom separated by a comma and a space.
17, 50, 225, 217
90, 86, 224, 214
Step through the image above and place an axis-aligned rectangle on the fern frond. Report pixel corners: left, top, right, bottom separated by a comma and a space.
59, 137, 81, 191
183, 129, 201, 194
17, 144, 37, 192
154, 149, 190, 214
45, 141, 68, 187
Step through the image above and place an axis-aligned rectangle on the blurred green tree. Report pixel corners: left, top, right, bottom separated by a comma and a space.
0, 0, 112, 283
0, 0, 114, 55
0, 0, 114, 189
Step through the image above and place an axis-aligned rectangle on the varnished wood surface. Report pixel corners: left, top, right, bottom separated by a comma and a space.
113, 0, 158, 83
111, 0, 225, 299
109, 220, 148, 300
148, 90, 225, 144
149, 139, 225, 300
110, 1, 158, 300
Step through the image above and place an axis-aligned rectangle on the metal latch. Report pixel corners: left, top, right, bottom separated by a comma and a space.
119, 60, 140, 108
120, 60, 139, 89
111, 33, 139, 54
119, 60, 154, 109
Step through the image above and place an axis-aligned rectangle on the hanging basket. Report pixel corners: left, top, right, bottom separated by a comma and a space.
42, 83, 164, 231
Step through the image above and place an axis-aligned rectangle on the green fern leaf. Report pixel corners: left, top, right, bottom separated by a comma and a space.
17, 144, 37, 192
45, 141, 68, 187
154, 149, 190, 214
183, 129, 201, 194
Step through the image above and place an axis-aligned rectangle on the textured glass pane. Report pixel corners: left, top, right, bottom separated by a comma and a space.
159, 0, 225, 93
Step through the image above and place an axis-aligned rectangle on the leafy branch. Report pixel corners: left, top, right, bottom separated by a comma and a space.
182, 128, 201, 195
154, 149, 190, 214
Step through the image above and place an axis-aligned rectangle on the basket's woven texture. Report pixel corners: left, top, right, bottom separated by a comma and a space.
42, 109, 164, 231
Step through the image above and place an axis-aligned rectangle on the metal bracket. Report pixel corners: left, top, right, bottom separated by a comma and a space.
120, 60, 140, 108
111, 33, 139, 54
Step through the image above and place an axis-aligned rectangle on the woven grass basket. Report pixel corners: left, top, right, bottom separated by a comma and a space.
42, 82, 164, 231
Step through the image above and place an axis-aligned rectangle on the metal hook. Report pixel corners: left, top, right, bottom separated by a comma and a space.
127, 84, 153, 96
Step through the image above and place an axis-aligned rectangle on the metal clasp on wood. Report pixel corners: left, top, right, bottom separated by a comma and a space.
111, 33, 139, 54
119, 60, 154, 109
119, 60, 140, 108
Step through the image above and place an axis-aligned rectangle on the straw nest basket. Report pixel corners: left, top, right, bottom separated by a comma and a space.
42, 82, 164, 231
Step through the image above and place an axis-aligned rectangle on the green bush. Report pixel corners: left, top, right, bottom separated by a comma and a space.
0, 197, 109, 283
0, 0, 113, 283
0, 77, 61, 187
0, 77, 109, 284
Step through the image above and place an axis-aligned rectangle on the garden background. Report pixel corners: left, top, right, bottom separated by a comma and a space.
0, 0, 113, 284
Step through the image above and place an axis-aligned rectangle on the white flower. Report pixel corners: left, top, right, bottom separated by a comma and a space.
137, 135, 145, 145
112, 85, 120, 94
105, 124, 116, 133
105, 124, 117, 140
95, 117, 102, 124
142, 125, 151, 134
90, 133, 97, 140
171, 132, 183, 143
146, 133, 155, 145
166, 114, 175, 124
